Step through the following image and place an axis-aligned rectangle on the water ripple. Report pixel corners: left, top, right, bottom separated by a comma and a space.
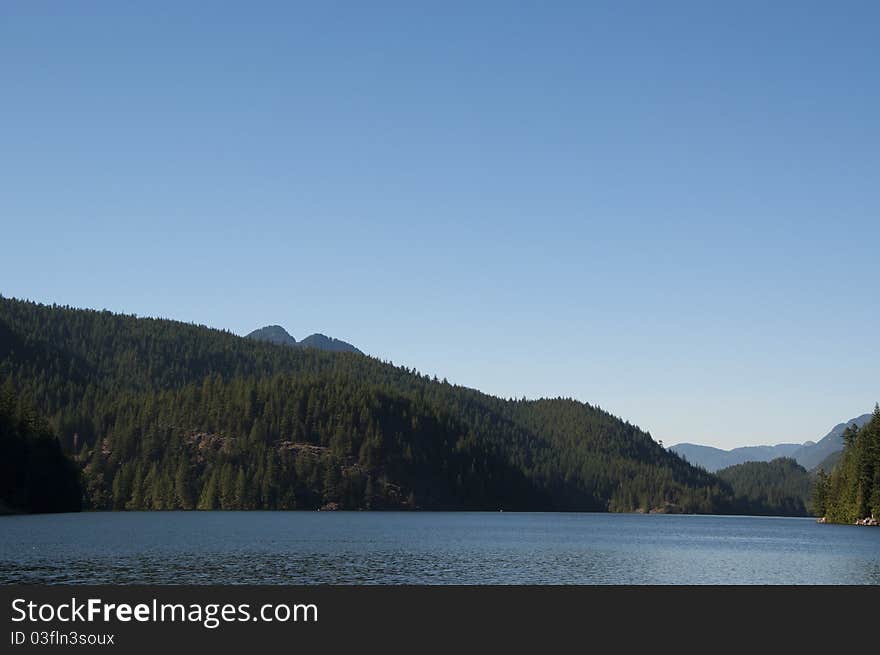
1, 512, 878, 584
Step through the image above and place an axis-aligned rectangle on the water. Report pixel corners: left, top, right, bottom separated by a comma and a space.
1, 512, 878, 584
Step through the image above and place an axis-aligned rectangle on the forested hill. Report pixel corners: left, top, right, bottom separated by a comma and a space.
1, 295, 739, 513
813, 407, 880, 524
716, 458, 813, 517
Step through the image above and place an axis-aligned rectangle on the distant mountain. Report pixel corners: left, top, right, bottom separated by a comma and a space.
813, 450, 843, 473
670, 413, 873, 472
246, 325, 362, 355
298, 333, 362, 354
791, 414, 872, 471
670, 443, 801, 473
245, 325, 297, 347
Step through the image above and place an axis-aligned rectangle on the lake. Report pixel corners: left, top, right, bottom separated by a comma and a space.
1, 512, 878, 584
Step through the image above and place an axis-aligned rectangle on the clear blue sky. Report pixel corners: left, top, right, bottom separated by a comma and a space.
2, 1, 877, 449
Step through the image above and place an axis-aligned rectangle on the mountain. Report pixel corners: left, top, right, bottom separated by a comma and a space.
670, 414, 874, 472
298, 333, 362, 354
669, 443, 802, 473
790, 414, 872, 471
0, 294, 746, 514
246, 325, 362, 354
245, 325, 297, 347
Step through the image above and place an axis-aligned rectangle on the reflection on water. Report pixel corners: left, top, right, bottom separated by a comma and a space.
1, 512, 878, 584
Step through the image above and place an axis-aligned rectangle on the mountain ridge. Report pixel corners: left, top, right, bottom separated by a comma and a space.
670, 413, 873, 472
669, 442, 802, 472
789, 414, 872, 470
245, 324, 362, 354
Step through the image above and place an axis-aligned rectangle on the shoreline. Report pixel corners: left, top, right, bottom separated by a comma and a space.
817, 516, 879, 526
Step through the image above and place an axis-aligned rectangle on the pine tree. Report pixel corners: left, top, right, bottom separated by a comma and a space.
127, 463, 145, 510
811, 469, 828, 517
174, 460, 194, 510
234, 467, 247, 510
197, 470, 219, 510
219, 464, 236, 510
261, 452, 278, 509
364, 475, 375, 510
322, 459, 341, 505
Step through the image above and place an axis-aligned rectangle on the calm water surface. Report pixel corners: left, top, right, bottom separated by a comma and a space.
1, 512, 878, 584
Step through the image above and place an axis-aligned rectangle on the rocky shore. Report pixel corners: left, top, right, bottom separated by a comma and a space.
817, 514, 878, 526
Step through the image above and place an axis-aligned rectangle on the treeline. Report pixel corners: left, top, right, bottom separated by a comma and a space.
812, 406, 880, 523
0, 382, 81, 513
1, 295, 746, 513
716, 458, 812, 517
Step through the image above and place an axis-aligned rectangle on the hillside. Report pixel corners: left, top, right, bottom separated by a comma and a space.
1, 295, 740, 513
813, 408, 880, 524
716, 458, 813, 517
789, 414, 873, 471
813, 450, 843, 473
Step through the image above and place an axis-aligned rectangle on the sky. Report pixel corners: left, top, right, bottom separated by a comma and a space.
1, 1, 878, 449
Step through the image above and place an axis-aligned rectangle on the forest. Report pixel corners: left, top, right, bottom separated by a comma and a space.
716, 458, 812, 516
812, 406, 880, 523
0, 295, 808, 515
